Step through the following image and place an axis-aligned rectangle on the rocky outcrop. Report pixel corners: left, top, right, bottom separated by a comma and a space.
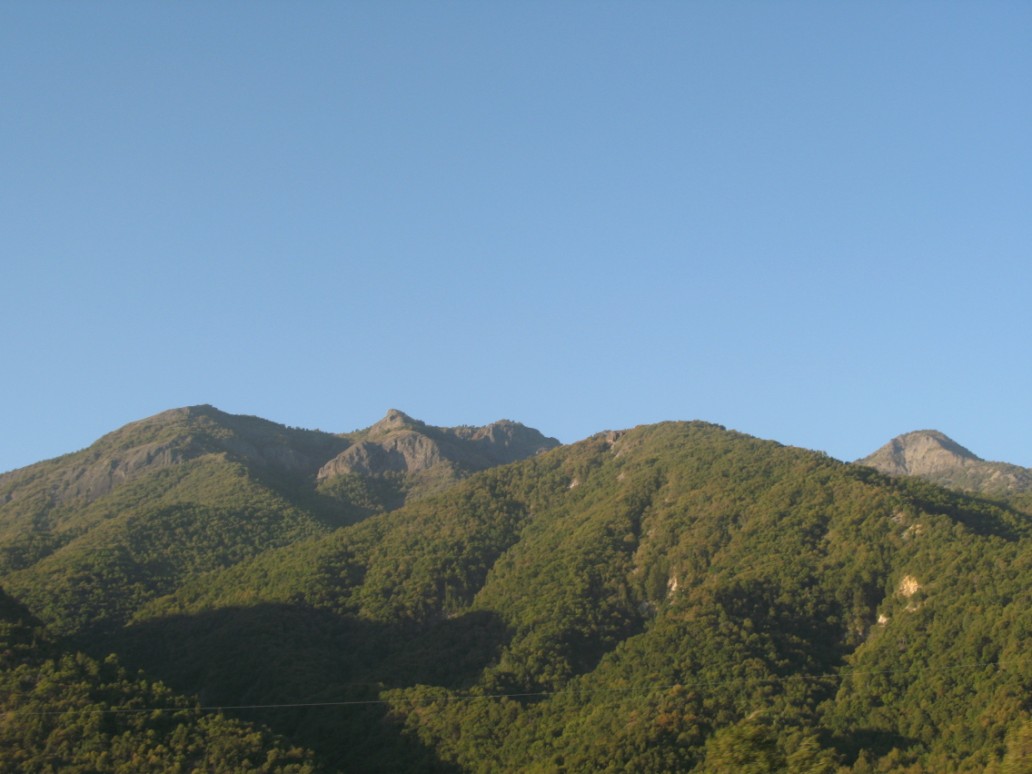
0, 406, 560, 517
856, 430, 1032, 497
317, 409, 559, 481
0, 406, 353, 510
54, 438, 204, 503
318, 433, 442, 477
859, 430, 979, 477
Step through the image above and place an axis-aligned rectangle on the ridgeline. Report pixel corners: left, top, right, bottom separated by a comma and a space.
1, 408, 1029, 771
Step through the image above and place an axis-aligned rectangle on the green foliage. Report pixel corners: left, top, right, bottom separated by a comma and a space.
0, 586, 318, 772
1, 458, 337, 635
314, 471, 407, 523
3, 416, 1030, 771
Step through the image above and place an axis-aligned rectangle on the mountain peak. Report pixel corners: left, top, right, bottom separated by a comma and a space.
857, 430, 979, 476
857, 430, 1032, 496
372, 408, 418, 430
319, 412, 559, 482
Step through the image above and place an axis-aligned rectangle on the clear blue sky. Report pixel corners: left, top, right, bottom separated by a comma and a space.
2, 2, 1030, 474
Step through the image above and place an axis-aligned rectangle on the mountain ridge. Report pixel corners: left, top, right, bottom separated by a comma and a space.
318, 408, 560, 481
0, 406, 559, 632
1, 409, 1030, 770
0, 405, 559, 505
106, 418, 1030, 771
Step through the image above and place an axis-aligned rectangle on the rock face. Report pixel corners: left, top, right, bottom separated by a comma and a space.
856, 430, 1032, 496
0, 406, 559, 535
858, 430, 980, 477
319, 434, 442, 477
316, 409, 560, 480
0, 406, 351, 510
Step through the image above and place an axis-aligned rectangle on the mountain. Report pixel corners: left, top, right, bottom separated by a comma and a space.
856, 430, 1032, 497
320, 408, 559, 478
0, 405, 557, 635
315, 408, 560, 505
1, 412, 1030, 771
115, 422, 1032, 772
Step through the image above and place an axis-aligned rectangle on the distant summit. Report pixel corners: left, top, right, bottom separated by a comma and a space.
0, 406, 560, 513
0, 406, 561, 609
318, 410, 560, 482
857, 430, 1032, 496
367, 408, 421, 435
857, 430, 980, 476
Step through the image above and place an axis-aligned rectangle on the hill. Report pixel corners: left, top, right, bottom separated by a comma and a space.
0, 405, 557, 635
0, 412, 1029, 771
857, 430, 1032, 498
120, 422, 1032, 771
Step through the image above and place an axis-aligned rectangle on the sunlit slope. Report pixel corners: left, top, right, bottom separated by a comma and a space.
0, 406, 351, 634
0, 405, 556, 636
128, 421, 1030, 771
0, 405, 349, 570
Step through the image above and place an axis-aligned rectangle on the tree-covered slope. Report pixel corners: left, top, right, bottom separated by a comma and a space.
0, 406, 348, 573
0, 405, 556, 636
115, 421, 1031, 772
0, 585, 318, 772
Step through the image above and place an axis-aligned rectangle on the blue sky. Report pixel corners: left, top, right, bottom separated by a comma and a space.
2, 2, 1030, 473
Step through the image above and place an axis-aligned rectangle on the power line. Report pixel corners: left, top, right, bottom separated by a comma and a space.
8, 659, 1011, 717
13, 692, 552, 717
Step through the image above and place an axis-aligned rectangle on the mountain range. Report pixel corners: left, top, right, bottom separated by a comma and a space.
0, 407, 1029, 772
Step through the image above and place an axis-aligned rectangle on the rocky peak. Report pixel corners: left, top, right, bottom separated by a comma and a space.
368, 409, 420, 436
856, 430, 1032, 497
859, 430, 980, 477
318, 412, 559, 481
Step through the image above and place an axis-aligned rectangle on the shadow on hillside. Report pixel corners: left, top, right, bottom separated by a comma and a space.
713, 579, 850, 675
831, 728, 919, 768
898, 488, 1030, 541
89, 604, 510, 772
850, 466, 1030, 541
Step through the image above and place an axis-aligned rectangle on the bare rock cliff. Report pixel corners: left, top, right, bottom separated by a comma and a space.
317, 409, 559, 480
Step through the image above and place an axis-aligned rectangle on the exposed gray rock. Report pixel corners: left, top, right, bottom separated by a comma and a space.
0, 405, 351, 510
317, 411, 560, 480
58, 439, 202, 502
856, 430, 1032, 496
1, 406, 560, 512
859, 430, 979, 476
318, 433, 442, 477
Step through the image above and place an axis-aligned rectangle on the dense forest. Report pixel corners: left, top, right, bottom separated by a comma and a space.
0, 407, 1029, 771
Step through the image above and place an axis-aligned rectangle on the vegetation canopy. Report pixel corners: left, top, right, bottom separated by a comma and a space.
0, 407, 1029, 772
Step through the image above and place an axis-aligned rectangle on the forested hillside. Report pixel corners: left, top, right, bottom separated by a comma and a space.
0, 406, 555, 636
0, 584, 318, 771
1, 411, 1029, 771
